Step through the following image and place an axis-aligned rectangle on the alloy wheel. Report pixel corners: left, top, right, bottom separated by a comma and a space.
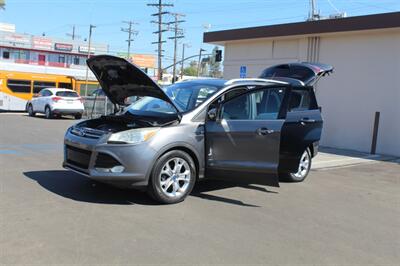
293, 150, 310, 179
159, 157, 191, 198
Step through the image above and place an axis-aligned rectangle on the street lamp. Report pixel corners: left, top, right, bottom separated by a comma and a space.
197, 48, 206, 77
180, 43, 191, 79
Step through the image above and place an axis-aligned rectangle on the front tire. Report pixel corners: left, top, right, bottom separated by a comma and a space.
148, 150, 196, 204
75, 113, 82, 120
44, 106, 53, 119
280, 148, 312, 182
27, 104, 35, 117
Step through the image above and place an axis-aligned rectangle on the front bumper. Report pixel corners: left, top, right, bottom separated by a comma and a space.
63, 130, 158, 188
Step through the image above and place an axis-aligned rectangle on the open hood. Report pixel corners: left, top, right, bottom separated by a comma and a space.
87, 55, 179, 111
259, 62, 333, 86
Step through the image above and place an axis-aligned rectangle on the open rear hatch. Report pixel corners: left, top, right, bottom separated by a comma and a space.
259, 62, 333, 86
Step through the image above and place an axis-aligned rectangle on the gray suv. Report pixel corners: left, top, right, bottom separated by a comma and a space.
63, 55, 333, 204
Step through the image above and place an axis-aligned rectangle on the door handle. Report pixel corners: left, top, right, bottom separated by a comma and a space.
300, 118, 316, 124
256, 128, 274, 135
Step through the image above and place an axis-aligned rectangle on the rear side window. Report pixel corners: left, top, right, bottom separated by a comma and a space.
289, 89, 314, 111
33, 81, 56, 94
7, 79, 31, 93
56, 91, 79, 97
195, 87, 218, 107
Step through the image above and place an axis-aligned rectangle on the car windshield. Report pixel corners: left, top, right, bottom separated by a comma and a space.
127, 82, 222, 115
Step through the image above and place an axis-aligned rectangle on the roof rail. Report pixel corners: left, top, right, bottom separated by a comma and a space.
225, 78, 288, 85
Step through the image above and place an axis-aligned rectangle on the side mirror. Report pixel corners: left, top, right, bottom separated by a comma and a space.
207, 108, 217, 121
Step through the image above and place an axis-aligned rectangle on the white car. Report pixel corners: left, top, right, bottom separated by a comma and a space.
27, 88, 85, 119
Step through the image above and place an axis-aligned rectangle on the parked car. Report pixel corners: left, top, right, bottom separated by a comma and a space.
63, 55, 333, 204
27, 88, 84, 119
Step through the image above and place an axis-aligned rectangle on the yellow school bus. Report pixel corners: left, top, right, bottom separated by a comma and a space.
0, 69, 99, 111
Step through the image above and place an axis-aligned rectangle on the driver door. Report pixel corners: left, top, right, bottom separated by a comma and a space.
205, 86, 289, 187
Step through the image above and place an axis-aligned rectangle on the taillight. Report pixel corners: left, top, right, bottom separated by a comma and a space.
52, 96, 62, 102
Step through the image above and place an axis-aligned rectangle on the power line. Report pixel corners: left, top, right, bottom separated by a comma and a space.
167, 13, 185, 83
121, 20, 139, 58
147, 0, 174, 81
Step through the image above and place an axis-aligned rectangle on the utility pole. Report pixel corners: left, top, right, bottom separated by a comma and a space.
197, 48, 206, 77
66, 25, 81, 40
84, 24, 96, 97
148, 0, 173, 81
121, 21, 139, 59
168, 13, 185, 83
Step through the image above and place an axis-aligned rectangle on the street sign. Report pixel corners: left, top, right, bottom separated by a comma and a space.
240, 66, 247, 78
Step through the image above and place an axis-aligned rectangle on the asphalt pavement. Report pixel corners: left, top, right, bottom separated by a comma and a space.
1, 113, 399, 265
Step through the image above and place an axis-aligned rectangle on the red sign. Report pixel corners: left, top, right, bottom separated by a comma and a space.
55, 43, 73, 51
32, 37, 52, 50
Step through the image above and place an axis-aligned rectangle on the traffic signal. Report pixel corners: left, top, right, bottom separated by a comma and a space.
215, 49, 222, 62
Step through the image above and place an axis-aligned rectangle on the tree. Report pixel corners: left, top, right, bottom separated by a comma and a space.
183, 61, 198, 76
0, 0, 5, 10
209, 46, 222, 78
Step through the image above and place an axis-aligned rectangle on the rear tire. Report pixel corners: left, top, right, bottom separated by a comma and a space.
280, 148, 312, 182
44, 106, 53, 119
75, 113, 82, 120
27, 104, 35, 117
148, 150, 196, 204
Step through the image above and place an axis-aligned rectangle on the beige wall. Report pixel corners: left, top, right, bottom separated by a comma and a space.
221, 29, 400, 156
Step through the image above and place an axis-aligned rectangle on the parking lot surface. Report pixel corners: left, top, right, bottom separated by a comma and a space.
1, 113, 399, 265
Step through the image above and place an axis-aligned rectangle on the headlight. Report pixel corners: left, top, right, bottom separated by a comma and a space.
108, 127, 160, 144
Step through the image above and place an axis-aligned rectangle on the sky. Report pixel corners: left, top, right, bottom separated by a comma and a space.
1, 0, 400, 66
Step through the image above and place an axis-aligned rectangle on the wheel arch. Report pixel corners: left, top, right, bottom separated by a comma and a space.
147, 142, 202, 182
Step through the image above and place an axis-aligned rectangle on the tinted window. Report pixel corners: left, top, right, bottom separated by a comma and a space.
3, 51, 10, 59
33, 81, 56, 94
260, 65, 315, 82
7, 79, 31, 93
195, 87, 218, 107
58, 82, 72, 89
289, 89, 311, 111
222, 88, 285, 120
56, 91, 79, 97
41, 90, 53, 97
221, 93, 251, 120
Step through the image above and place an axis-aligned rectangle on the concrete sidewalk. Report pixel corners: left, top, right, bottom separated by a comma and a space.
314, 146, 399, 170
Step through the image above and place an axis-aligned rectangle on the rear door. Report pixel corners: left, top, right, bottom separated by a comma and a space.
278, 86, 323, 173
205, 86, 289, 187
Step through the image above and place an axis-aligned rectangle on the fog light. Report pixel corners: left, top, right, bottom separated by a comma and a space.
110, 166, 125, 173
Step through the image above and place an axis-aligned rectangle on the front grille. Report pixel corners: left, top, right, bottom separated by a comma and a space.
95, 153, 121, 168
66, 145, 92, 169
70, 127, 104, 139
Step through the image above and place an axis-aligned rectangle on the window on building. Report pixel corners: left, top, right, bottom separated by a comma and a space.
7, 79, 31, 93
58, 82, 72, 89
33, 81, 56, 94
3, 51, 10, 59
80, 84, 100, 96
73, 57, 80, 65
58, 55, 65, 63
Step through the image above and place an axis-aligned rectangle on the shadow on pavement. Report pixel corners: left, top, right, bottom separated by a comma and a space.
24, 170, 278, 207
23, 114, 76, 120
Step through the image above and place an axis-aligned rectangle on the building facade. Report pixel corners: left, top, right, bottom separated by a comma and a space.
0, 23, 108, 69
204, 12, 400, 156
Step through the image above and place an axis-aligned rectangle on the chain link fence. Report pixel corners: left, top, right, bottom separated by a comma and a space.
82, 96, 114, 118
